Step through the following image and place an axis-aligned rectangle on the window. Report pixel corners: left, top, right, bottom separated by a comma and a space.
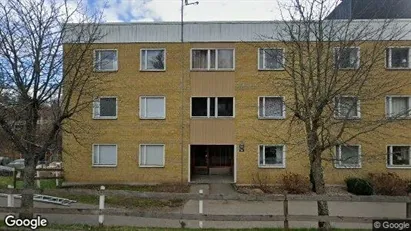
93, 144, 117, 166
386, 48, 411, 69
334, 47, 360, 69
386, 96, 411, 118
191, 49, 234, 70
258, 48, 284, 70
258, 97, 285, 119
258, 145, 285, 168
94, 50, 118, 71
140, 49, 165, 71
334, 96, 360, 119
387, 146, 411, 167
93, 97, 117, 119
335, 145, 361, 168
139, 144, 165, 167
191, 97, 234, 118
140, 96, 166, 119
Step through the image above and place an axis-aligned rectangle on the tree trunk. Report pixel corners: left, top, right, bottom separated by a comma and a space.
310, 151, 331, 231
19, 156, 36, 219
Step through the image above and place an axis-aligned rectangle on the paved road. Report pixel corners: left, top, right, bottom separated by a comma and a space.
0, 185, 407, 229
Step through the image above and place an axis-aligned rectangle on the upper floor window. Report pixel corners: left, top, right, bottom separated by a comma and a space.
191, 49, 234, 70
335, 145, 361, 168
258, 96, 285, 119
334, 96, 360, 119
93, 144, 117, 167
94, 49, 118, 71
386, 47, 411, 69
140, 96, 166, 119
258, 145, 285, 168
258, 48, 284, 70
387, 145, 411, 168
386, 96, 411, 118
140, 49, 165, 71
93, 97, 117, 119
334, 47, 360, 69
191, 97, 234, 118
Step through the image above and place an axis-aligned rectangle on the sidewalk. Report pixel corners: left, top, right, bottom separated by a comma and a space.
0, 184, 406, 229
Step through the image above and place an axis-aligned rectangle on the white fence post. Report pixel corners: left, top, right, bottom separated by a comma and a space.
36, 170, 41, 188
98, 186, 105, 226
7, 185, 14, 207
199, 189, 204, 228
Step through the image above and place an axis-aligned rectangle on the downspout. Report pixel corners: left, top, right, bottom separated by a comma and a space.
180, 0, 185, 184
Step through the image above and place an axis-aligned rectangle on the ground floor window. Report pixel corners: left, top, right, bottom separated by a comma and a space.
258, 145, 285, 168
139, 144, 165, 167
92, 144, 117, 166
335, 145, 361, 168
387, 145, 411, 167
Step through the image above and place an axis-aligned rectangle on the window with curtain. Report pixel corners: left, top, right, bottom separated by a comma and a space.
259, 97, 285, 118
387, 146, 411, 167
335, 47, 360, 69
93, 97, 117, 119
141, 49, 165, 70
140, 145, 165, 167
191, 49, 234, 70
335, 96, 360, 119
94, 50, 118, 71
386, 96, 410, 118
140, 96, 166, 119
259, 145, 285, 167
93, 144, 117, 166
335, 145, 361, 168
259, 48, 284, 70
386, 48, 410, 69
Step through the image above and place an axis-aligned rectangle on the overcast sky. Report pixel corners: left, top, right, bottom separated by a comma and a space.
87, 0, 292, 22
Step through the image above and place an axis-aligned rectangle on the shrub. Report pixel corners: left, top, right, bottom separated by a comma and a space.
345, 177, 373, 195
252, 172, 272, 193
282, 173, 310, 194
369, 172, 408, 196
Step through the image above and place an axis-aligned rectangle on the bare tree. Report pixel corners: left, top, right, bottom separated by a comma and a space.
256, 0, 411, 230
0, 0, 103, 218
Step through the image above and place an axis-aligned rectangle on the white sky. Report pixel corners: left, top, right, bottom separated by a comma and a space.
96, 0, 292, 22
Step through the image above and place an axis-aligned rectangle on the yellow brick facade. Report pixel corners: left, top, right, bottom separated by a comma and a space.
63, 41, 411, 185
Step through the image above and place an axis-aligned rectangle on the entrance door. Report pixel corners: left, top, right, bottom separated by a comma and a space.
191, 145, 234, 176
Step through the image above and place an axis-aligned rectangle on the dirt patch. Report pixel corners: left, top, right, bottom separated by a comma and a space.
62, 183, 190, 193
235, 185, 352, 196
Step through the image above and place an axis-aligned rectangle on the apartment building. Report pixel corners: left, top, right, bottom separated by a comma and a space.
63, 21, 411, 185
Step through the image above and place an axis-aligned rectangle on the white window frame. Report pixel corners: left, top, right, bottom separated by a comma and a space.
190, 48, 235, 71
334, 47, 360, 70
385, 95, 411, 119
385, 47, 411, 69
190, 97, 235, 118
258, 48, 285, 70
258, 96, 286, 119
335, 144, 361, 168
139, 96, 166, 120
94, 49, 118, 72
139, 144, 165, 168
258, 144, 286, 168
140, 48, 166, 71
334, 96, 361, 119
386, 145, 411, 169
92, 144, 118, 167
92, 96, 118, 120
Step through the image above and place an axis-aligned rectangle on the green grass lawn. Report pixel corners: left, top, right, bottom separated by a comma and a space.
0, 177, 187, 208
0, 176, 60, 189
